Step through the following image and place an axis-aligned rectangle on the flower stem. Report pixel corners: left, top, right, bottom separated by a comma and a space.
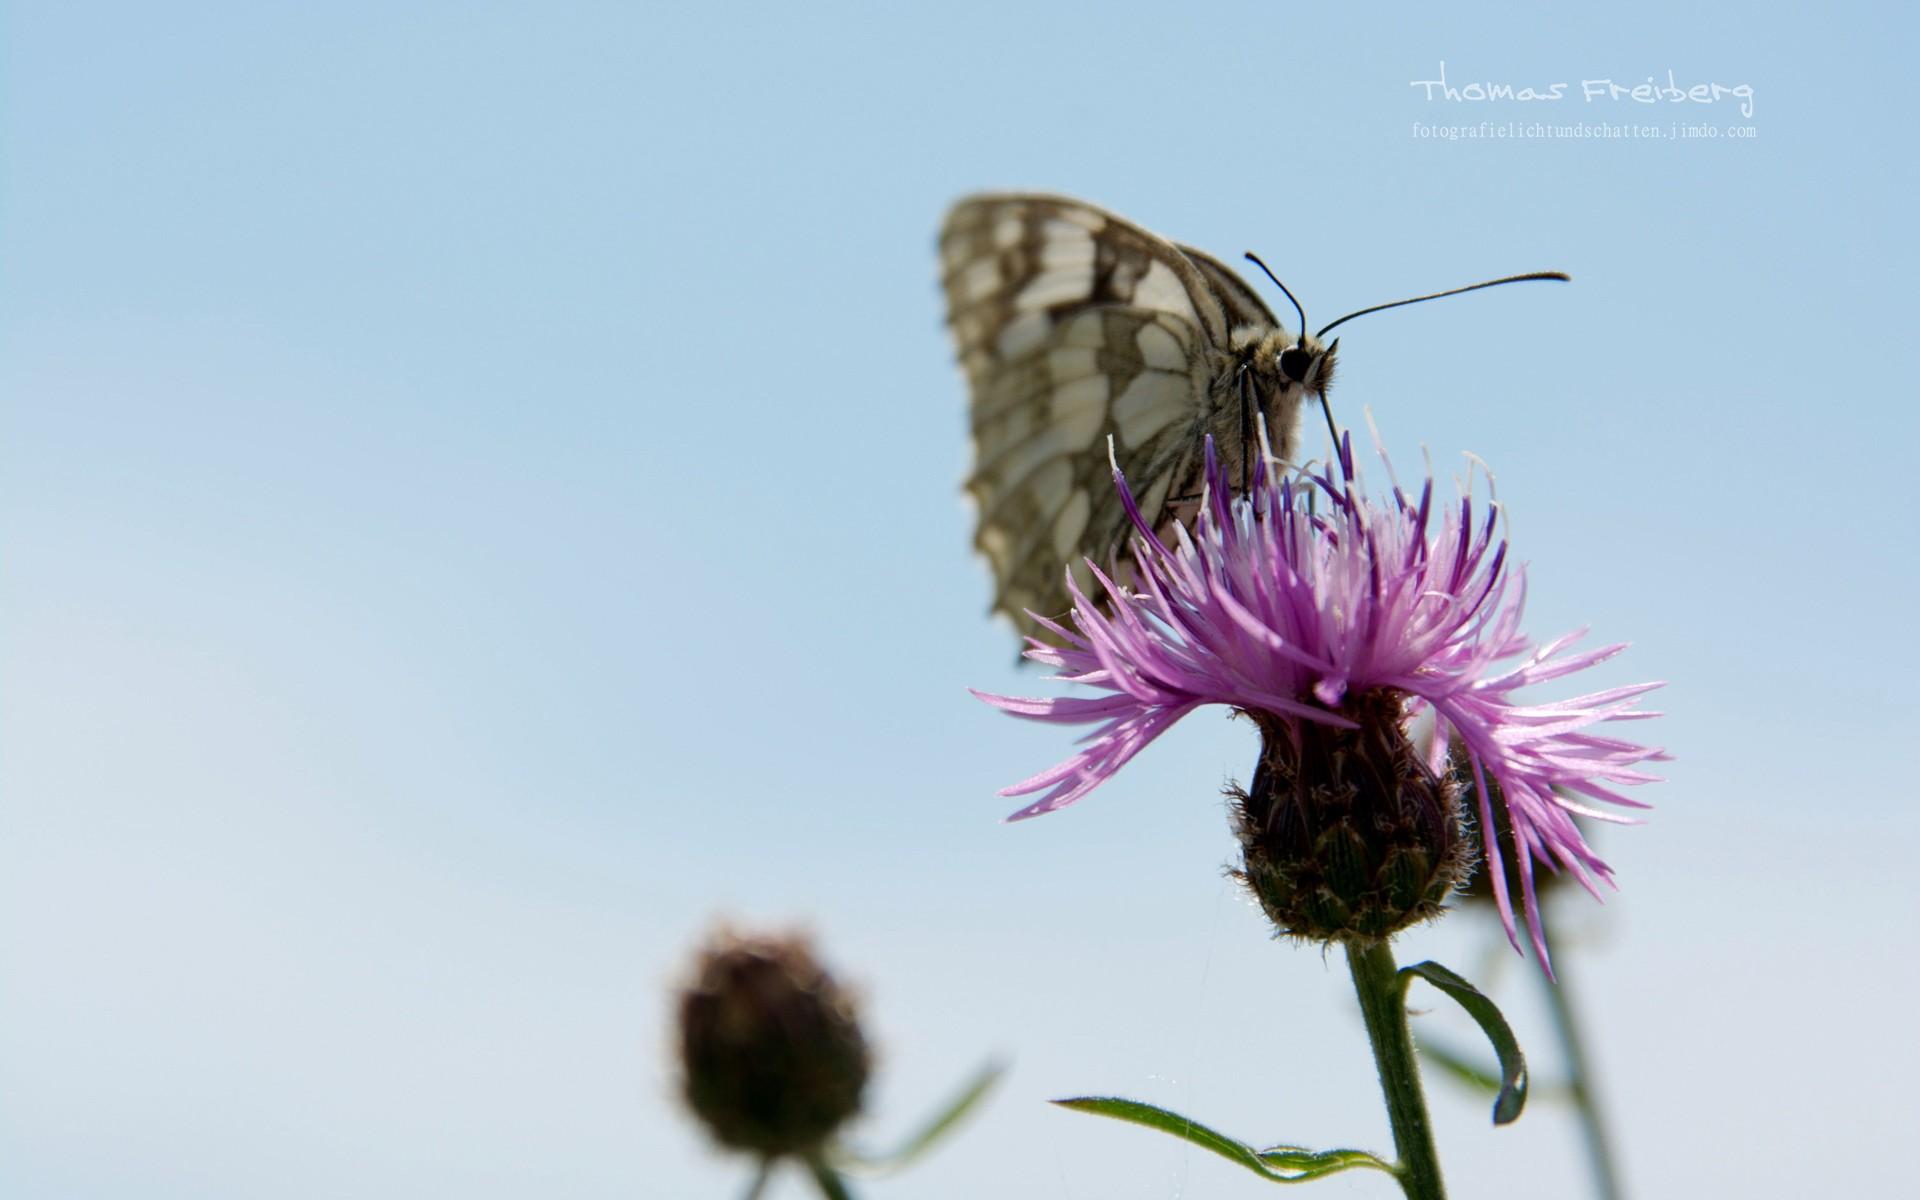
1346, 940, 1446, 1200
1536, 936, 1625, 1199
803, 1150, 855, 1200
740, 1160, 774, 1200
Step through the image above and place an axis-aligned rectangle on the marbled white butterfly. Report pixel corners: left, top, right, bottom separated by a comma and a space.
939, 192, 1564, 642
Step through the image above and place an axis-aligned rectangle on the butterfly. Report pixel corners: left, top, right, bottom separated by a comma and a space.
938, 192, 1565, 644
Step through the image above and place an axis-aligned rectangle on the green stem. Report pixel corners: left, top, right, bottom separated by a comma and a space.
1346, 940, 1446, 1200
740, 1160, 774, 1200
803, 1150, 855, 1200
1537, 937, 1625, 1200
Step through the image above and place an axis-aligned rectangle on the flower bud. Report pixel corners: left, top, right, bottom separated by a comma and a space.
676, 928, 870, 1157
1231, 693, 1468, 944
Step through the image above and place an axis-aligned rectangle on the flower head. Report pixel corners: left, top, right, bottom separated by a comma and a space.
677, 927, 870, 1157
975, 433, 1666, 968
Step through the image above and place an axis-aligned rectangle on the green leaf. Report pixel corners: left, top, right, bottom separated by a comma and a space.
835, 1059, 1004, 1173
1421, 1037, 1575, 1105
1399, 960, 1529, 1125
1053, 1096, 1392, 1183
1415, 1037, 1505, 1096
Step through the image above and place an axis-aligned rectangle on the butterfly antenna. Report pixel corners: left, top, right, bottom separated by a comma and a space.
1243, 252, 1308, 343
1315, 272, 1569, 338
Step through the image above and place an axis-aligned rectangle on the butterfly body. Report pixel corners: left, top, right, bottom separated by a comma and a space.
939, 193, 1332, 638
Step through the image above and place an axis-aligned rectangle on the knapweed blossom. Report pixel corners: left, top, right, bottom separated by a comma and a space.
975, 434, 1665, 967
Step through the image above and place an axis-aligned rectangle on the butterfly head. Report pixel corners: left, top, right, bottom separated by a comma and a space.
1277, 332, 1337, 398
1222, 327, 1337, 469
1241, 328, 1337, 402
1234, 255, 1337, 402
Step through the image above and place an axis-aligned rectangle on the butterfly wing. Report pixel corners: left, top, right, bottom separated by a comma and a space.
1176, 242, 1283, 332
939, 194, 1250, 640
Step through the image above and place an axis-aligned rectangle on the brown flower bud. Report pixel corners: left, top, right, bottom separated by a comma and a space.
676, 928, 869, 1157
1231, 693, 1468, 944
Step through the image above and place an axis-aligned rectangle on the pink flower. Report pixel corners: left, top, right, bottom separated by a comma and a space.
976, 434, 1666, 968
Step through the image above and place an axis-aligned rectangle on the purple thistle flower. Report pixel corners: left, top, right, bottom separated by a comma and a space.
974, 433, 1666, 969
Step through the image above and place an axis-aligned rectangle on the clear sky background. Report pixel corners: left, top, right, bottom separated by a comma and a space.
3, 3, 1915, 1197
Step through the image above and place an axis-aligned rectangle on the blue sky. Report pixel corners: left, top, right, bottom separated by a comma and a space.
2, 3, 1914, 1197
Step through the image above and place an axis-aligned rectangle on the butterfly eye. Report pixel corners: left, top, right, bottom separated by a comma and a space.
1278, 347, 1315, 383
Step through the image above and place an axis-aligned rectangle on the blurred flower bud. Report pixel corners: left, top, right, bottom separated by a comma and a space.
677, 928, 869, 1157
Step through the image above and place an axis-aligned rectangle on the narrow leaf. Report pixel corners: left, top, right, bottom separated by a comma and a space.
1422, 1038, 1573, 1104
1053, 1096, 1391, 1182
835, 1059, 1004, 1173
1415, 1037, 1504, 1095
1400, 960, 1529, 1124
1256, 1144, 1402, 1176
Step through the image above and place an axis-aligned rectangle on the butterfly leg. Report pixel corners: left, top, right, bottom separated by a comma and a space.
1315, 391, 1341, 460
1236, 365, 1256, 494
